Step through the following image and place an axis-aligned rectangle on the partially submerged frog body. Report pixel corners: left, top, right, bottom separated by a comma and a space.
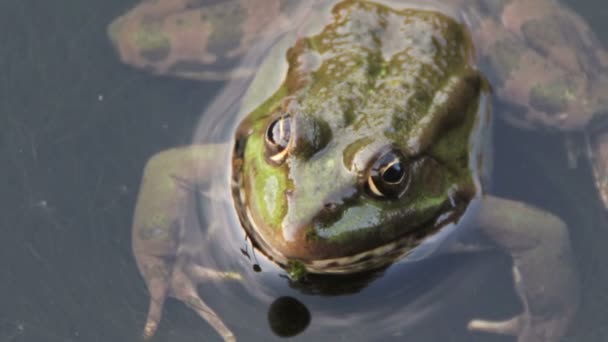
109, 0, 608, 341
130, 145, 242, 341
107, 0, 312, 80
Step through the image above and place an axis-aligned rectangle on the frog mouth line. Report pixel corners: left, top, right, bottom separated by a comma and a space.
246, 204, 463, 275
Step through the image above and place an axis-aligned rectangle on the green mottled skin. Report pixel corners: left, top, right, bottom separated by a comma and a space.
107, 0, 608, 341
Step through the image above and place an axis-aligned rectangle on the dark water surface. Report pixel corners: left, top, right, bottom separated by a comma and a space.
2, 1, 608, 341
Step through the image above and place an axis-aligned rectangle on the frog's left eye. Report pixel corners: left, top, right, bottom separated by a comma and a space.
265, 114, 292, 165
367, 150, 409, 199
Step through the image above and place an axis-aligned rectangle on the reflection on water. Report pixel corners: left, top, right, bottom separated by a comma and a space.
2, 0, 608, 341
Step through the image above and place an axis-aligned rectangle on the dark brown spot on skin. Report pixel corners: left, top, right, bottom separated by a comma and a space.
342, 103, 356, 126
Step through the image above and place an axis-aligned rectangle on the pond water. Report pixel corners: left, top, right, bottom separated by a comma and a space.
2, 1, 608, 341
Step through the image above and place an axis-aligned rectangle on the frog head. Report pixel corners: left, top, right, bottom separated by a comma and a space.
232, 1, 488, 274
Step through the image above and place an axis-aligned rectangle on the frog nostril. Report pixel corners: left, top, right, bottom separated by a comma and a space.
323, 203, 337, 210
311, 203, 340, 227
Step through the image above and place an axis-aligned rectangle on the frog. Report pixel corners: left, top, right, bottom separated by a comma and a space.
108, 0, 608, 341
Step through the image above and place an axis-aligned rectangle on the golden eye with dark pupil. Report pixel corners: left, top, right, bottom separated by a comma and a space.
367, 150, 409, 199
264, 114, 292, 164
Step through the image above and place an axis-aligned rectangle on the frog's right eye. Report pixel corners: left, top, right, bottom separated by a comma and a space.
264, 114, 292, 165
366, 149, 410, 199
